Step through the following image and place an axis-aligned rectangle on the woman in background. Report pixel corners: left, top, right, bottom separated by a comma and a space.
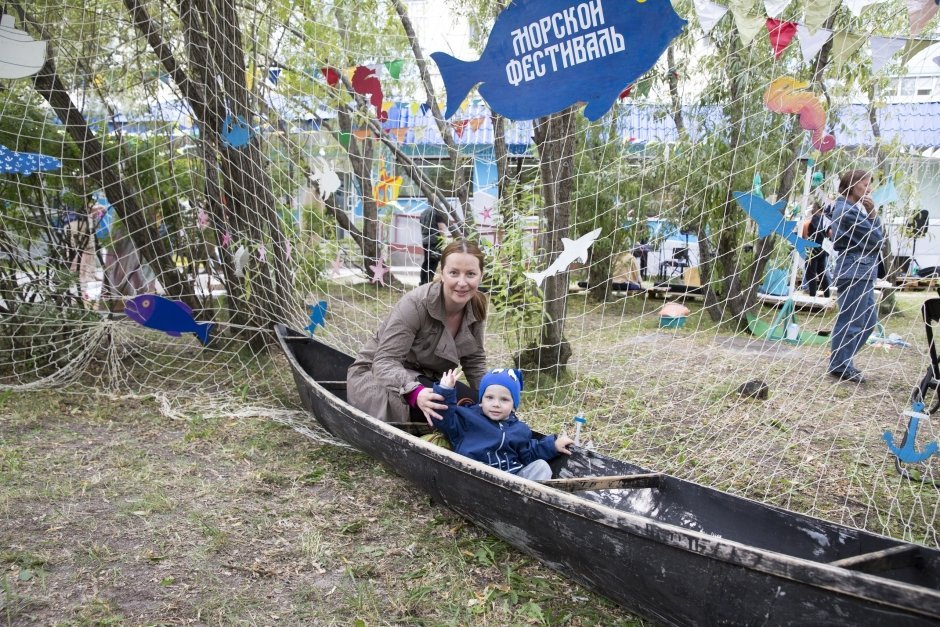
828, 170, 884, 383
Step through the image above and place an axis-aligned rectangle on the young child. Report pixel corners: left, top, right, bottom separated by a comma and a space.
432, 367, 574, 481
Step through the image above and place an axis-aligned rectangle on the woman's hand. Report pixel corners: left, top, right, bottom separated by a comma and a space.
417, 387, 448, 426
555, 434, 575, 455
861, 196, 876, 219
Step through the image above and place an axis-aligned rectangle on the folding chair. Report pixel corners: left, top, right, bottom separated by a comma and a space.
888, 296, 940, 486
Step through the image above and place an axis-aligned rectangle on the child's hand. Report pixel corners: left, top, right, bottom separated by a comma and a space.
440, 367, 461, 389
555, 434, 574, 455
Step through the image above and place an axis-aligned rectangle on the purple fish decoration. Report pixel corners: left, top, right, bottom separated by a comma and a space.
124, 294, 214, 345
431, 0, 686, 121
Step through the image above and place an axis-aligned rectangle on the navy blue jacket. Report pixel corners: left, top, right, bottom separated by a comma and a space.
830, 196, 884, 282
432, 383, 558, 473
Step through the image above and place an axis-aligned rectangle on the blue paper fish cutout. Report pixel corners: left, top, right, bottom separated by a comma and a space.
733, 191, 819, 259
124, 294, 214, 345
430, 0, 686, 121
305, 300, 328, 336
221, 114, 251, 148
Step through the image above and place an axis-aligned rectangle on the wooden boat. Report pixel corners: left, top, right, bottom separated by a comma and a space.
275, 324, 940, 625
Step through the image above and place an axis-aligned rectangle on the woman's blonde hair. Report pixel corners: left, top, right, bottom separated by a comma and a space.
438, 238, 488, 321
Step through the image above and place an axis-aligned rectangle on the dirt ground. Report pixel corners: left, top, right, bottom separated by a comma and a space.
0, 391, 643, 625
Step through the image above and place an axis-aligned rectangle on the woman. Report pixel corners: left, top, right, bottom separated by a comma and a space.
347, 239, 488, 422
828, 170, 884, 383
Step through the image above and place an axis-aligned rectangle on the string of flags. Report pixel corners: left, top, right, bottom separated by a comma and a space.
691, 0, 939, 72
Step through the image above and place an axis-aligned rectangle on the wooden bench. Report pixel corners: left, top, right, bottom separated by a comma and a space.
829, 544, 921, 574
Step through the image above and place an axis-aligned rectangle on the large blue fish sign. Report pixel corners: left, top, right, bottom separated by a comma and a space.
431, 0, 686, 121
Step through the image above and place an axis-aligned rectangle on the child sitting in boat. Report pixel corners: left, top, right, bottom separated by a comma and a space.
433, 367, 574, 481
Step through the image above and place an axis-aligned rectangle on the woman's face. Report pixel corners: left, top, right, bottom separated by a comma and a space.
440, 252, 482, 311
848, 176, 872, 202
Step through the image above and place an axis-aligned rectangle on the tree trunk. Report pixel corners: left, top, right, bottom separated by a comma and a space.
522, 107, 577, 377
391, 0, 473, 230
18, 3, 191, 307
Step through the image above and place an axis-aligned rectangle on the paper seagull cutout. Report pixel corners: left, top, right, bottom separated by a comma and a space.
525, 228, 603, 287
233, 245, 250, 277
733, 192, 818, 259
0, 14, 46, 79
221, 114, 251, 148
305, 300, 328, 336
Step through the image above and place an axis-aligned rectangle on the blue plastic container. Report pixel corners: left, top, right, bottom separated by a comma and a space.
659, 316, 686, 329
759, 269, 789, 296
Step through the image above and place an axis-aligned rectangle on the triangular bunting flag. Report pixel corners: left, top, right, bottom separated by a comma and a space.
619, 85, 633, 100
419, 102, 431, 115
900, 37, 934, 65
908, 0, 939, 36
796, 24, 833, 64
692, 0, 729, 35
384, 59, 403, 79
451, 120, 469, 137
829, 31, 867, 75
732, 8, 766, 46
870, 36, 906, 73
764, 0, 794, 18
843, 0, 885, 16
321, 67, 340, 86
635, 76, 654, 98
468, 117, 485, 131
804, 0, 842, 34
409, 102, 420, 116
338, 131, 351, 149
767, 19, 798, 58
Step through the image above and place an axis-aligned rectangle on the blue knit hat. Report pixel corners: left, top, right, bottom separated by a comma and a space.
479, 368, 523, 408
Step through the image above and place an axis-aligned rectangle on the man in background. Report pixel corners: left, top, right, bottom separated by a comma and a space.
419, 205, 449, 284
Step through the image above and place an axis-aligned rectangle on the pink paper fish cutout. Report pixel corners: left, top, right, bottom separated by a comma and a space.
764, 77, 835, 152
351, 66, 387, 122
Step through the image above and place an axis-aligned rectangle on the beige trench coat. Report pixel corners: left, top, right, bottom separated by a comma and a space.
346, 282, 487, 422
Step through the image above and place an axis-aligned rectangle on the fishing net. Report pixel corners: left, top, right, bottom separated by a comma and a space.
1, 0, 937, 548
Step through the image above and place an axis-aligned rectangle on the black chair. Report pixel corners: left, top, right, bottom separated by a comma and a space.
892, 296, 940, 486
658, 247, 690, 279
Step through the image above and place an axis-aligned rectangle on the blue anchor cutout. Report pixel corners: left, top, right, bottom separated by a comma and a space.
221, 114, 251, 148
883, 402, 940, 464
305, 300, 328, 336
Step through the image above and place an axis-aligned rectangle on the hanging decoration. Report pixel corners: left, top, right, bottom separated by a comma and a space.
733, 192, 819, 259
124, 295, 214, 346
693, 0, 730, 34
431, 0, 686, 121
0, 144, 60, 175
870, 36, 906, 72
351, 65, 387, 122
310, 166, 341, 199
384, 59, 404, 79
220, 114, 251, 148
763, 77, 835, 152
305, 301, 329, 336
0, 14, 46, 79
373, 167, 403, 206
766, 19, 798, 59
525, 228, 603, 287
369, 259, 389, 285
907, 0, 940, 36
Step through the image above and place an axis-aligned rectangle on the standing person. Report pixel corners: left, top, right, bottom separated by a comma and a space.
432, 367, 574, 481
347, 239, 488, 422
828, 170, 884, 383
803, 202, 831, 298
419, 205, 449, 285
